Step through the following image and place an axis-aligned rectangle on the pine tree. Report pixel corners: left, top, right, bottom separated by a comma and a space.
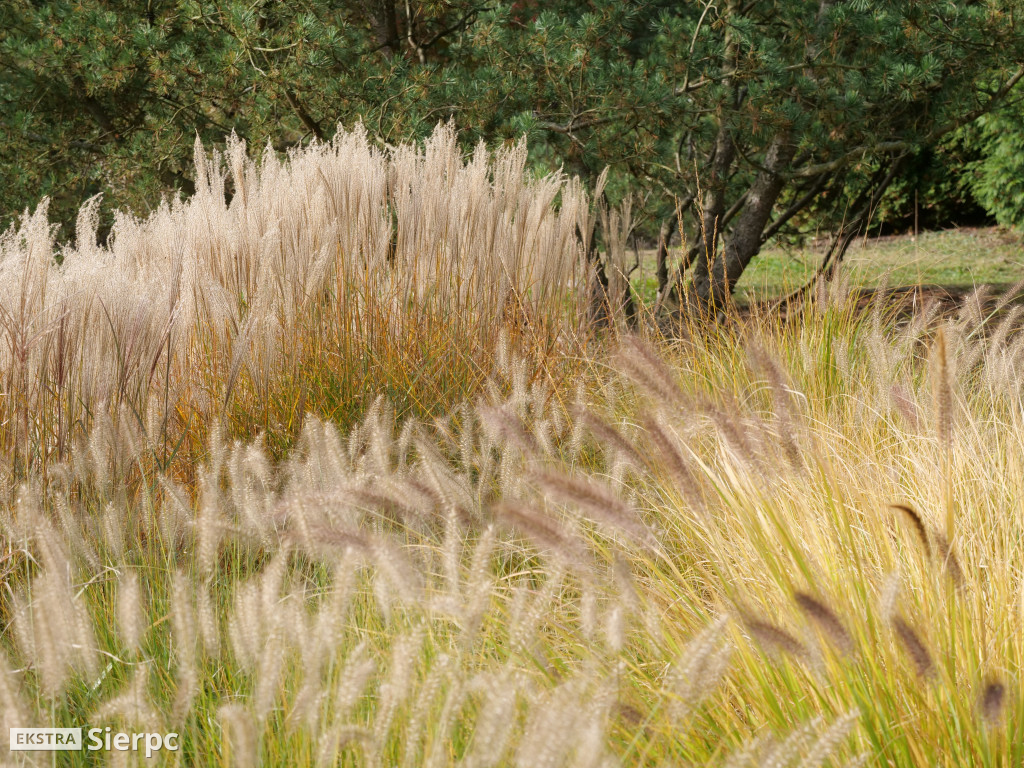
4, 0, 1024, 315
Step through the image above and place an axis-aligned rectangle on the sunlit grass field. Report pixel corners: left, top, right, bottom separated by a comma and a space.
0, 129, 1020, 766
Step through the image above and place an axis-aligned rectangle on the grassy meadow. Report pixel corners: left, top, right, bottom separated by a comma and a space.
0, 126, 1021, 767
739, 227, 1024, 295
633, 227, 1024, 305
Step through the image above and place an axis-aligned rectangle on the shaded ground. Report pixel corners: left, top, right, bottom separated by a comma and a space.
633, 226, 1024, 306
745, 226, 1024, 297
764, 283, 1024, 320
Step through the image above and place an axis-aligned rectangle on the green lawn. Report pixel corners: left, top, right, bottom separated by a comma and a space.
633, 226, 1024, 303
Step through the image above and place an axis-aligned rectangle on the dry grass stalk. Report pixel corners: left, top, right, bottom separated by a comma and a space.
170, 571, 199, 721
757, 716, 821, 767
116, 571, 145, 655
665, 617, 732, 721
423, 677, 466, 768
220, 704, 259, 768
796, 710, 860, 768
93, 663, 161, 727
702, 401, 758, 467
889, 383, 921, 431
13, 561, 98, 700
977, 678, 1006, 725
932, 531, 965, 589
890, 503, 965, 586
890, 615, 934, 679
462, 671, 520, 768
196, 579, 221, 657
740, 613, 806, 658
614, 335, 685, 406
493, 500, 584, 562
513, 677, 588, 768
0, 652, 30, 749
571, 406, 644, 468
747, 345, 803, 470
478, 404, 540, 455
793, 592, 854, 655
373, 630, 422, 750
641, 414, 707, 515
889, 503, 931, 556
401, 653, 453, 768
931, 324, 955, 543
531, 469, 655, 548
334, 642, 376, 721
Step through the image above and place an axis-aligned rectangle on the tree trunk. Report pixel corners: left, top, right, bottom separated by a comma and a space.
371, 1, 401, 59
696, 124, 735, 265
655, 215, 677, 295
662, 123, 734, 316
690, 132, 795, 310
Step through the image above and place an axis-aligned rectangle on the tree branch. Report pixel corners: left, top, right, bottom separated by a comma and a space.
419, 5, 490, 50
932, 64, 1024, 141
773, 154, 905, 312
536, 115, 620, 135
284, 89, 326, 141
760, 170, 833, 243
787, 141, 910, 178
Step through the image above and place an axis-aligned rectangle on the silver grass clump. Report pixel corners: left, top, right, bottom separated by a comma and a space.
664, 617, 732, 722
0, 652, 32, 750
116, 571, 145, 656
92, 663, 161, 729
0, 122, 592, 479
722, 710, 859, 768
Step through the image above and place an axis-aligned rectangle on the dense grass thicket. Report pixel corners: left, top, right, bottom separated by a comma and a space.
0, 123, 591, 480
0, 133, 1021, 767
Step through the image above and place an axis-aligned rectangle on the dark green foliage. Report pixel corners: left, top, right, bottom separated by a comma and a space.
960, 101, 1024, 229
0, 0, 484, 237
872, 144, 991, 234
3, 0, 1024, 301
802, 143, 992, 240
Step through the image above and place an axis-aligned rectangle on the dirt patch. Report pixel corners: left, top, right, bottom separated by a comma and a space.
809, 225, 1023, 252
742, 282, 1024, 326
